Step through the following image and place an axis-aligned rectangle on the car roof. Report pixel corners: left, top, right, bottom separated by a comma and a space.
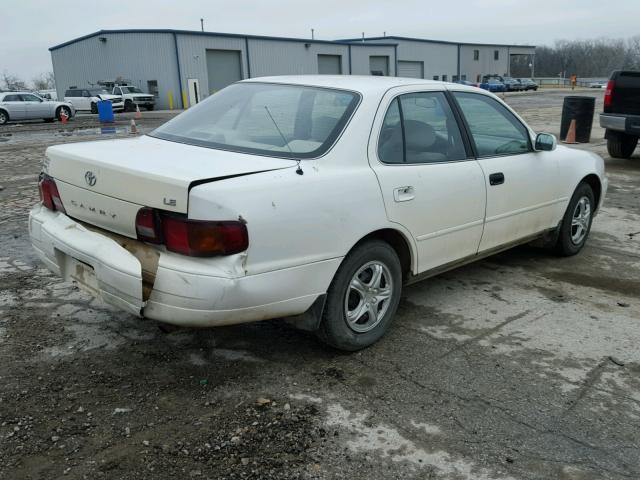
241, 75, 450, 96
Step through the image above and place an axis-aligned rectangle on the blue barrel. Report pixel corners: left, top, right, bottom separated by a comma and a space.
97, 100, 114, 123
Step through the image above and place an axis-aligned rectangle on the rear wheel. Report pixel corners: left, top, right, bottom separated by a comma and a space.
0, 110, 8, 125
317, 240, 402, 351
555, 182, 595, 256
90, 102, 98, 114
607, 131, 638, 159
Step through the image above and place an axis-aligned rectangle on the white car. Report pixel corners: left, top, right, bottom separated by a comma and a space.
29, 76, 607, 350
63, 88, 124, 113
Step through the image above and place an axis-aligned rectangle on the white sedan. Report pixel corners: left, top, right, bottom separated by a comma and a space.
29, 76, 607, 350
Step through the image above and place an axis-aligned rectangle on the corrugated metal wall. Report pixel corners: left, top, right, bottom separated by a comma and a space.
363, 39, 456, 79
459, 45, 510, 82
51, 32, 181, 110
348, 44, 397, 76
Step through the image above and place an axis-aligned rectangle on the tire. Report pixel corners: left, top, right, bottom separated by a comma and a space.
317, 240, 402, 351
124, 100, 134, 112
44, 118, 54, 123
56, 106, 71, 121
90, 102, 98, 114
607, 131, 638, 159
555, 182, 595, 256
0, 110, 8, 125
146, 105, 154, 111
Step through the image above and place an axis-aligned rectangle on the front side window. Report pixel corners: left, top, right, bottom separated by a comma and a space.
453, 92, 531, 157
151, 82, 360, 159
20, 94, 41, 102
378, 91, 467, 164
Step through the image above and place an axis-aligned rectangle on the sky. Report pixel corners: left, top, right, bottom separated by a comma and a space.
1, 0, 638, 82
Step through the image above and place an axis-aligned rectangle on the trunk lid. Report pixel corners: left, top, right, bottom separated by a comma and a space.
45, 135, 294, 237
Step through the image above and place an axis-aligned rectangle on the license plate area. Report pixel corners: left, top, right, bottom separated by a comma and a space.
57, 250, 101, 297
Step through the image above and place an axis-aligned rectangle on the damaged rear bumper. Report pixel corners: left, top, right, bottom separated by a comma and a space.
29, 205, 337, 327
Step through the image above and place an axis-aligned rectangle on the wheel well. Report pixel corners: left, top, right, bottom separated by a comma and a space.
581, 174, 602, 212
353, 229, 413, 281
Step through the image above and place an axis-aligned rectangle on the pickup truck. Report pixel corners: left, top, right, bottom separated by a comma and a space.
600, 70, 640, 159
111, 85, 155, 112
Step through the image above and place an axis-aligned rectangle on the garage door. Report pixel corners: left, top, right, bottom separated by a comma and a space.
318, 55, 342, 74
369, 56, 389, 76
398, 61, 424, 79
206, 49, 243, 94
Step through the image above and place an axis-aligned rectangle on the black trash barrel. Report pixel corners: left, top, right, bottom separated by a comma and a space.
560, 96, 596, 143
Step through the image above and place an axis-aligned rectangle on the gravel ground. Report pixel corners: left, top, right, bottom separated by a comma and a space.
1, 90, 639, 480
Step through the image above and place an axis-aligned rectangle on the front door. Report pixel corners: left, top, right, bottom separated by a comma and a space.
450, 90, 561, 252
369, 88, 486, 273
20, 93, 49, 118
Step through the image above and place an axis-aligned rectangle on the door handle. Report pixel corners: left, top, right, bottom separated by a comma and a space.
489, 172, 505, 186
393, 186, 415, 202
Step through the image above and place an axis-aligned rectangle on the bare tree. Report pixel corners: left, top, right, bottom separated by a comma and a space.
1, 71, 28, 91
32, 72, 55, 90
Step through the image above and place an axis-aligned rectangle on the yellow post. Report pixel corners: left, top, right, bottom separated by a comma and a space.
182, 90, 188, 109
168, 91, 174, 110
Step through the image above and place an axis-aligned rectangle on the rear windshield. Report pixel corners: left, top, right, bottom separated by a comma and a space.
150, 82, 360, 159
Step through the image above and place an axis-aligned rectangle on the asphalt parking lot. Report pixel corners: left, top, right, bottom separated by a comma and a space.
1, 89, 639, 480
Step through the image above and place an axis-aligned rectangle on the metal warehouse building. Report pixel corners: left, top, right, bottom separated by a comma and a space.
50, 29, 535, 110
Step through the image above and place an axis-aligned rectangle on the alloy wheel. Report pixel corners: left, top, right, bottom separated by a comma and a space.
344, 261, 393, 333
571, 196, 591, 245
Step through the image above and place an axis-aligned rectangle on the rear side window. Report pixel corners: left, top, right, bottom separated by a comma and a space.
453, 92, 531, 157
378, 91, 467, 164
3, 94, 22, 101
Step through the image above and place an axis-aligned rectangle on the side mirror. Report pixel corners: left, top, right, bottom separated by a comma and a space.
535, 133, 557, 151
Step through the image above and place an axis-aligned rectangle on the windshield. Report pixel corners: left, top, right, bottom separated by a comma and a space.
89, 88, 110, 95
121, 86, 143, 94
150, 83, 360, 159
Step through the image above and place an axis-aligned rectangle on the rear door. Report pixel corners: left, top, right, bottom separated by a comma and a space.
1, 94, 25, 120
450, 90, 561, 252
369, 86, 486, 273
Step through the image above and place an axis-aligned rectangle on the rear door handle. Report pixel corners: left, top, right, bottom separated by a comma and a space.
393, 186, 415, 202
489, 172, 505, 186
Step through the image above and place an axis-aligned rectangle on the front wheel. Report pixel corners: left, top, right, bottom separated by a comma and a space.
56, 106, 71, 121
146, 105, 154, 111
554, 182, 595, 256
90, 102, 98, 114
317, 240, 402, 351
124, 100, 134, 112
607, 131, 638, 159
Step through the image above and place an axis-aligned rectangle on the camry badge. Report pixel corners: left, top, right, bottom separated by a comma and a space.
85, 171, 97, 187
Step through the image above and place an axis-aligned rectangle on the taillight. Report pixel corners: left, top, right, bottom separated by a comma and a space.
135, 207, 163, 244
135, 208, 248, 257
604, 80, 615, 109
38, 174, 66, 213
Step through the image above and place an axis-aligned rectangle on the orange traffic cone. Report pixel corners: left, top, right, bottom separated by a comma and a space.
135, 104, 142, 119
130, 119, 138, 134
60, 110, 68, 124
563, 119, 577, 144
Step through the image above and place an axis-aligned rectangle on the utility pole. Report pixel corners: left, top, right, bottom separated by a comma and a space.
200, 18, 204, 32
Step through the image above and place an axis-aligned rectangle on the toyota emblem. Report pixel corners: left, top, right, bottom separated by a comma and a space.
85, 171, 97, 187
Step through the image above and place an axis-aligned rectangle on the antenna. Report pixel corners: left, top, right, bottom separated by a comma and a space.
263, 106, 303, 175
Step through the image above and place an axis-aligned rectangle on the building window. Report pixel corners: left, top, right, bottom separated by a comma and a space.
147, 80, 159, 98
461, 75, 467, 81
474, 50, 479, 61
433, 75, 439, 81
452, 75, 459, 82
494, 50, 499, 61
442, 74, 448, 82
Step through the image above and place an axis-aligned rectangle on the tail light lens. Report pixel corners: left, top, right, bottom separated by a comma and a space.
38, 174, 66, 213
604, 80, 614, 109
135, 208, 248, 257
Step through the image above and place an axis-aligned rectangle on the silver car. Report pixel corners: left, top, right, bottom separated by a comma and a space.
0, 92, 75, 125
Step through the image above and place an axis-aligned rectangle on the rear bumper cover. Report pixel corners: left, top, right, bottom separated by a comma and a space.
600, 113, 640, 136
29, 205, 337, 327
